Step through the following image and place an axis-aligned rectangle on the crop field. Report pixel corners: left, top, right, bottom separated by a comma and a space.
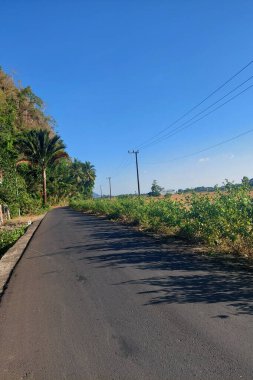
170, 190, 253, 202
70, 185, 253, 257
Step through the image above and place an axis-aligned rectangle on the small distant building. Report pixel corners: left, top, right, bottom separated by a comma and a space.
162, 189, 175, 195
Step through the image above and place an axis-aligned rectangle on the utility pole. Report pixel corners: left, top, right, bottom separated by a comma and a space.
106, 177, 112, 199
128, 150, 141, 196
100, 185, 103, 198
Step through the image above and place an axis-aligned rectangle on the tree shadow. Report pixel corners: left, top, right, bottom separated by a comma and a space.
32, 208, 253, 316
68, 211, 253, 316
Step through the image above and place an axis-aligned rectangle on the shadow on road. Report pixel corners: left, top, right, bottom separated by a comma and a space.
65, 209, 253, 316
28, 208, 253, 316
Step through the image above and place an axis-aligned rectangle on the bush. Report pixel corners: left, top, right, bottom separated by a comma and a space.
0, 226, 26, 258
70, 186, 253, 257
182, 186, 253, 255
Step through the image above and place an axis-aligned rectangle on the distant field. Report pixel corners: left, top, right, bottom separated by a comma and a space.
171, 190, 253, 202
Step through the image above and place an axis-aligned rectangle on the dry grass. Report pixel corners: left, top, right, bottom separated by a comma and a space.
1, 214, 45, 232
170, 190, 253, 202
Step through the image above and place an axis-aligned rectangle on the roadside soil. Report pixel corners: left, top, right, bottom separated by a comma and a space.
0, 214, 45, 232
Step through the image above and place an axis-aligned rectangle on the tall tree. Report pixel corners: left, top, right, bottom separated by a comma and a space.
72, 159, 96, 198
17, 129, 67, 205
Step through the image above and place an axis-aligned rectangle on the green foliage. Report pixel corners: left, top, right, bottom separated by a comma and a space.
182, 185, 253, 255
70, 196, 185, 234
0, 68, 96, 215
0, 226, 26, 258
70, 186, 253, 257
17, 129, 66, 167
16, 129, 67, 205
47, 159, 73, 203
149, 180, 164, 196
71, 159, 96, 199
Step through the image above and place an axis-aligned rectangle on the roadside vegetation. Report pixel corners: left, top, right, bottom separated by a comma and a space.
71, 181, 253, 257
0, 226, 27, 258
0, 67, 96, 255
0, 67, 96, 218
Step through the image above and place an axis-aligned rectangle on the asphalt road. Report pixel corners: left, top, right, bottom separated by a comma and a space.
0, 207, 253, 380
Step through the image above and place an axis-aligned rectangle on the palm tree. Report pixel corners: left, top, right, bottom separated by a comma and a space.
72, 159, 96, 197
17, 129, 67, 206
82, 161, 96, 183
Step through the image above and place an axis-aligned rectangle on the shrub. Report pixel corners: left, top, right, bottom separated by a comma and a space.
70, 186, 253, 257
0, 226, 26, 258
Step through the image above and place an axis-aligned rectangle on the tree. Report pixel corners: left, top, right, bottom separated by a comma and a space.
17, 129, 67, 206
0, 68, 97, 216
47, 159, 74, 203
71, 159, 96, 198
242, 176, 250, 188
148, 180, 164, 197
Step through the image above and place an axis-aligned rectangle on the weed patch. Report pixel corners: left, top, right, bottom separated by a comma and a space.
70, 186, 253, 258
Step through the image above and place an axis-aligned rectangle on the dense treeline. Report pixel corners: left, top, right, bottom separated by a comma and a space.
0, 67, 96, 216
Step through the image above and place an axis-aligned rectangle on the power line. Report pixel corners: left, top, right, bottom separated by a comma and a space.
112, 157, 132, 178
140, 83, 253, 150
142, 74, 253, 148
113, 156, 129, 173
142, 127, 253, 165
136, 59, 253, 150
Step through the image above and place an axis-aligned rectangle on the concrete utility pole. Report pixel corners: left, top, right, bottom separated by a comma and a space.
100, 185, 103, 198
128, 150, 141, 196
106, 177, 112, 199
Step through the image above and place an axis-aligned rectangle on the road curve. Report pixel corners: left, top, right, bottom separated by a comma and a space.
0, 207, 253, 379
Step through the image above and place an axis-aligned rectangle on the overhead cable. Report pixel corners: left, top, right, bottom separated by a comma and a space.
136, 60, 253, 150
143, 128, 253, 165
140, 83, 253, 150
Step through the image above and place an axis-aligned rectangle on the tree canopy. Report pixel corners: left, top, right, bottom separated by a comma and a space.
148, 180, 164, 197
0, 67, 96, 215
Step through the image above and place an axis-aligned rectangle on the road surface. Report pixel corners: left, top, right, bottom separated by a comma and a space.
0, 207, 253, 379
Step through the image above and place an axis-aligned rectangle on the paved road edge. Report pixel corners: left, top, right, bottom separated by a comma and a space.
0, 216, 45, 299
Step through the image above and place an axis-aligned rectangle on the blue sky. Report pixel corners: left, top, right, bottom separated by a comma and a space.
1, 0, 253, 195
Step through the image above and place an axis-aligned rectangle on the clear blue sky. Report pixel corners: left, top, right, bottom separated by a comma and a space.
1, 0, 253, 194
